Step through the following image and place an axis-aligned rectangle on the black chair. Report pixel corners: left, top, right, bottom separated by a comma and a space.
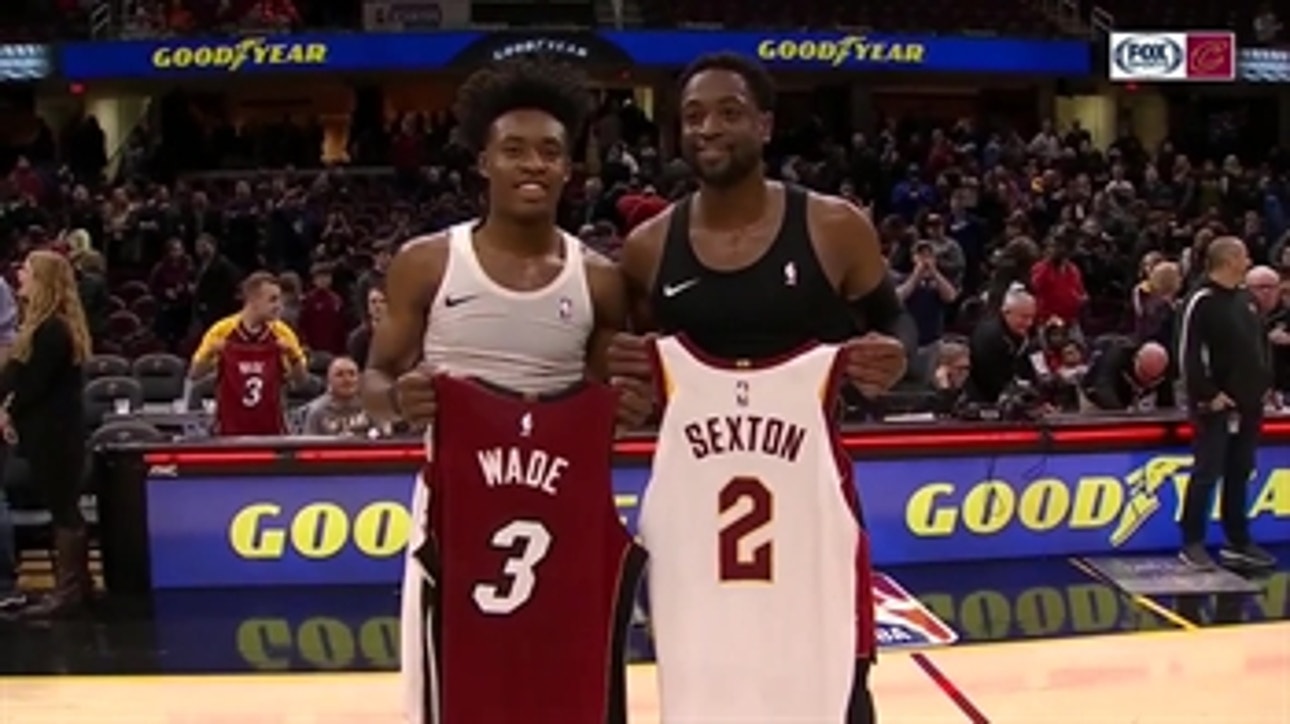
82, 376, 144, 430
85, 354, 131, 381
89, 420, 167, 448
132, 353, 188, 406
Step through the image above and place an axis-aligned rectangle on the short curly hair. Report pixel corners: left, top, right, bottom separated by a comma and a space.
678, 52, 776, 112
453, 55, 592, 154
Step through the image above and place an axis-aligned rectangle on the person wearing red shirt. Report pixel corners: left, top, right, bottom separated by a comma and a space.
1029, 234, 1087, 329
298, 263, 347, 355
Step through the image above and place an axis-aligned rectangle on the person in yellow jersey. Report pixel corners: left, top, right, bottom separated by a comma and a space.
190, 272, 307, 436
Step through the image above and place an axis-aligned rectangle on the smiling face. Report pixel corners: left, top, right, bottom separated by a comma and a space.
479, 108, 570, 224
679, 69, 771, 189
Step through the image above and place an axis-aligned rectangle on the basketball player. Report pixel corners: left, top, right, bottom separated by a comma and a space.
608, 53, 910, 723
358, 57, 640, 724
189, 271, 307, 436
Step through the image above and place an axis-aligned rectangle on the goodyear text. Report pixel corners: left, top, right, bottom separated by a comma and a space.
756, 36, 925, 68
151, 38, 328, 73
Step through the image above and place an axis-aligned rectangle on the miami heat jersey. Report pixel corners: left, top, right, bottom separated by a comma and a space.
421, 375, 644, 724
214, 325, 286, 436
640, 335, 874, 723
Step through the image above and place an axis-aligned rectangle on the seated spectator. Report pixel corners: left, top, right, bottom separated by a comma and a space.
897, 239, 959, 346
302, 356, 373, 436
1080, 338, 1170, 411
928, 340, 971, 415
968, 287, 1039, 404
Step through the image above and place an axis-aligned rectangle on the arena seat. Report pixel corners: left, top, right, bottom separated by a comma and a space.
131, 353, 188, 408
85, 354, 131, 381
83, 376, 144, 431
287, 375, 325, 410
186, 375, 217, 412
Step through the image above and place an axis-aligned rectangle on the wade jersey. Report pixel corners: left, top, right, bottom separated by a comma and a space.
641, 336, 875, 723
421, 375, 645, 724
214, 325, 287, 436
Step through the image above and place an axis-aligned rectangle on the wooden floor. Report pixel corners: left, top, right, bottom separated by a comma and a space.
2, 623, 1288, 723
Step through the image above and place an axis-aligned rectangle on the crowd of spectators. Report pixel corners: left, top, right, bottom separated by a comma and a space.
3, 84, 1290, 430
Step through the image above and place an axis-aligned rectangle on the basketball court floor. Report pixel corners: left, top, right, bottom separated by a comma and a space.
2, 546, 1288, 723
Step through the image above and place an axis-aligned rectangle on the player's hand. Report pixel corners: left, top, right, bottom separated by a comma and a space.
613, 376, 657, 429
395, 366, 438, 427
843, 332, 907, 398
1209, 392, 1235, 412
606, 332, 656, 380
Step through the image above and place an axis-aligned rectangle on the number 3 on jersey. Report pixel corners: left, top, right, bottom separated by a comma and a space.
242, 375, 264, 407
473, 519, 553, 615
718, 476, 773, 582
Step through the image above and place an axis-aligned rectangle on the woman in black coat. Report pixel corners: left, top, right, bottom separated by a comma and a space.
0, 249, 92, 617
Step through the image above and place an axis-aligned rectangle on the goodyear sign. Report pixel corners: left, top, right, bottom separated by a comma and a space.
59, 30, 1089, 80
145, 448, 1288, 589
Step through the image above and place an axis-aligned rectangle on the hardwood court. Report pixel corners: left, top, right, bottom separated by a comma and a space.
2, 623, 1287, 723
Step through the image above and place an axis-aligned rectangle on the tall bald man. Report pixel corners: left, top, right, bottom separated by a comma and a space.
1176, 237, 1276, 570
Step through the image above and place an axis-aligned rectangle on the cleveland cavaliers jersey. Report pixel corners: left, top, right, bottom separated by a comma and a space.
423, 375, 644, 723
640, 335, 874, 723
214, 325, 286, 436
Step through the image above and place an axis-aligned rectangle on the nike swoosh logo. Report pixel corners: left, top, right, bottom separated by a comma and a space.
444, 294, 479, 308
662, 279, 699, 298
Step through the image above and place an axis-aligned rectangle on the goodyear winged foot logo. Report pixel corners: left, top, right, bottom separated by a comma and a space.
150, 37, 328, 73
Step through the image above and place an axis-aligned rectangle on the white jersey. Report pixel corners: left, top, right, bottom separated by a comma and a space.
403, 221, 594, 724
640, 336, 869, 723
422, 221, 592, 396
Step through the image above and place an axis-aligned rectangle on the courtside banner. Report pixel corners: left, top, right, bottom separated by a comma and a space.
59, 30, 1090, 80
1109, 31, 1236, 81
145, 446, 1290, 589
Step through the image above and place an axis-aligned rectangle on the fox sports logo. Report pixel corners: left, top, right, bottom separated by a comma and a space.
1114, 36, 1183, 76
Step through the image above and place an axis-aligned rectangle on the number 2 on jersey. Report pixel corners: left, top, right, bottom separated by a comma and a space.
718, 476, 773, 582
473, 519, 553, 615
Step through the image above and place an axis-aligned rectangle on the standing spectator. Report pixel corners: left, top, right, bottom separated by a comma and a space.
278, 271, 303, 330
149, 238, 194, 350
353, 243, 391, 322
193, 234, 240, 328
221, 181, 261, 272
1246, 265, 1290, 400
1253, 3, 1283, 43
0, 251, 93, 617
889, 165, 934, 221
1134, 260, 1181, 347
347, 286, 385, 367
71, 249, 110, 348
1176, 237, 1275, 570
897, 240, 958, 346
1029, 232, 1087, 329
0, 275, 20, 612
298, 263, 346, 354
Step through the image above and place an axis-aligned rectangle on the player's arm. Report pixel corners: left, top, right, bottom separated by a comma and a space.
188, 318, 230, 380
810, 195, 917, 352
618, 210, 670, 334
360, 237, 442, 424
272, 322, 309, 383
584, 250, 630, 382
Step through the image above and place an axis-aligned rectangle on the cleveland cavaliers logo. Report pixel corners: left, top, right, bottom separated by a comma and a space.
735, 380, 749, 407
557, 296, 573, 321
520, 412, 534, 437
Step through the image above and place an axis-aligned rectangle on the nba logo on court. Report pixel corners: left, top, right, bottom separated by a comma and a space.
873, 573, 958, 649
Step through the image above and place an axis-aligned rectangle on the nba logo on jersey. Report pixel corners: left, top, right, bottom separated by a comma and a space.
783, 261, 797, 286
734, 380, 749, 407
873, 573, 958, 649
519, 411, 534, 437
557, 296, 573, 320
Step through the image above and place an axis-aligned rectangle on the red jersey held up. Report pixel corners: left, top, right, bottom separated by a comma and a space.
214, 325, 287, 436
422, 375, 644, 724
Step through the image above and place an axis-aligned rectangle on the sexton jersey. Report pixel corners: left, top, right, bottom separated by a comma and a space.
418, 375, 645, 724
640, 335, 874, 723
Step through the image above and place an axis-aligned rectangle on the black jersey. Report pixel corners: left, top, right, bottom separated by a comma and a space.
651, 184, 857, 360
